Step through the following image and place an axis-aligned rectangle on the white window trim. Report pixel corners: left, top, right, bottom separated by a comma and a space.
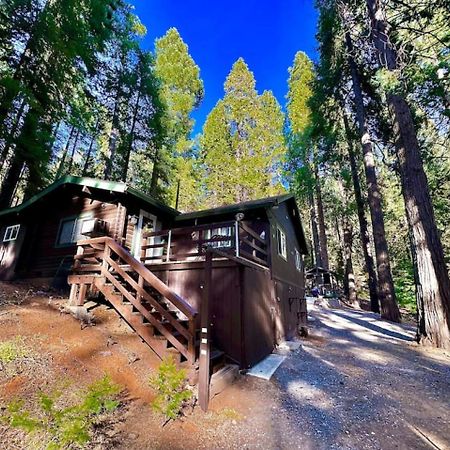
277, 227, 287, 260
295, 249, 302, 272
3, 224, 20, 242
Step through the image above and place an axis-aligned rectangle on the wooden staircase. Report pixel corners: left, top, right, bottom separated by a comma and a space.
68, 237, 238, 410
68, 236, 197, 365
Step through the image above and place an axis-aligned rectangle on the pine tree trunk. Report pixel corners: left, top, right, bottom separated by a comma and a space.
66, 129, 81, 174
343, 217, 358, 307
23, 117, 53, 199
55, 125, 76, 180
122, 87, 142, 181
0, 108, 38, 208
104, 91, 121, 180
342, 109, 380, 313
344, 29, 401, 322
82, 120, 99, 176
0, 99, 26, 167
150, 147, 161, 196
366, 0, 450, 347
0, 155, 24, 209
309, 191, 322, 268
315, 166, 330, 270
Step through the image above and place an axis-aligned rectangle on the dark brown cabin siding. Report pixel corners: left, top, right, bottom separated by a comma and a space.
0, 220, 27, 280
149, 260, 244, 364
265, 203, 305, 342
241, 266, 276, 367
268, 202, 304, 288
16, 195, 119, 278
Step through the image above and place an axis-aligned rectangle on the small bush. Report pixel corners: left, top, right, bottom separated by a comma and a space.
149, 357, 192, 421
0, 337, 27, 363
2, 375, 121, 449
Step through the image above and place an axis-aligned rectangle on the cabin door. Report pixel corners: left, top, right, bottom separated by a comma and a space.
133, 210, 158, 261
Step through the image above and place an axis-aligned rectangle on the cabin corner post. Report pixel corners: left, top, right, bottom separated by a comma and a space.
199, 250, 213, 411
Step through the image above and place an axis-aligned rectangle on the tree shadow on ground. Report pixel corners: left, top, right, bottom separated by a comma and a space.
267, 306, 450, 449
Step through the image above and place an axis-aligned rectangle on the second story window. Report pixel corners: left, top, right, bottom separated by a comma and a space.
277, 227, 287, 260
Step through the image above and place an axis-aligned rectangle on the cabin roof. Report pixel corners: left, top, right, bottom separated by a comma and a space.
0, 177, 308, 253
175, 193, 295, 221
0, 175, 179, 218
177, 193, 308, 254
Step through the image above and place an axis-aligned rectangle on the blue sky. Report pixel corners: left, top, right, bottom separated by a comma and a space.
131, 0, 318, 135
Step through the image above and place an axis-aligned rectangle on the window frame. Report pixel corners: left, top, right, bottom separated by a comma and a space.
3, 224, 20, 242
55, 213, 93, 248
295, 248, 302, 272
276, 227, 287, 260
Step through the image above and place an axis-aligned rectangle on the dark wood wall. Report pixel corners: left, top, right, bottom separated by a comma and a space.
266, 203, 306, 343
268, 202, 305, 288
15, 194, 119, 279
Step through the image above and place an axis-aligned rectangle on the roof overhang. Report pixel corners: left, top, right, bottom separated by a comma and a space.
0, 176, 179, 218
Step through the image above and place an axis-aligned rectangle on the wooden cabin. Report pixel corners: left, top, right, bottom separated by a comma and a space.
0, 176, 308, 409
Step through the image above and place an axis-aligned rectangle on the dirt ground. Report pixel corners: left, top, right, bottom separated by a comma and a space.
1, 282, 450, 449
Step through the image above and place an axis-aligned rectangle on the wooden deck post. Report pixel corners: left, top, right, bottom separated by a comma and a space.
198, 250, 212, 411
77, 283, 88, 306
69, 284, 78, 306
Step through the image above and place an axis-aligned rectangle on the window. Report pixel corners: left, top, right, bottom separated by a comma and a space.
3, 224, 20, 242
56, 215, 91, 246
203, 226, 233, 248
295, 249, 302, 272
277, 227, 287, 260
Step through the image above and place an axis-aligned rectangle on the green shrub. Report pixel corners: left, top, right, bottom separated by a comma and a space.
0, 337, 27, 363
393, 259, 417, 313
149, 357, 192, 421
2, 375, 121, 449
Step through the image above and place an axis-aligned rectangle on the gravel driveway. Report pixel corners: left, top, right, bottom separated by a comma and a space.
245, 303, 450, 450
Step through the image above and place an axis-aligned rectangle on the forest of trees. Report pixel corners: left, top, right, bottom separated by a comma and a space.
0, 0, 449, 349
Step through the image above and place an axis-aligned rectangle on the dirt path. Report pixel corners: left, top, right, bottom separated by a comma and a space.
265, 304, 450, 449
1, 289, 450, 449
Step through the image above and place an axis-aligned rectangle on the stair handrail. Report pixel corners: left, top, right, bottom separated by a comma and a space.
77, 236, 197, 320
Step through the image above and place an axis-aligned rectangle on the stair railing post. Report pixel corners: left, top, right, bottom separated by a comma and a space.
166, 230, 172, 262
102, 239, 111, 276
234, 221, 240, 258
199, 249, 212, 411
137, 275, 144, 304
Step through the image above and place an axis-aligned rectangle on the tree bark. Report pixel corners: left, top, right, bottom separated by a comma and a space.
344, 29, 401, 322
82, 119, 99, 176
104, 90, 121, 180
55, 125, 76, 180
0, 155, 25, 209
122, 86, 142, 181
342, 109, 379, 313
343, 216, 358, 307
314, 166, 330, 270
66, 128, 81, 174
309, 191, 322, 268
366, 0, 450, 347
0, 98, 26, 167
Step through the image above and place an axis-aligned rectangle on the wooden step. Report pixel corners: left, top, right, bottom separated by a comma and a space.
103, 286, 168, 359
210, 364, 239, 400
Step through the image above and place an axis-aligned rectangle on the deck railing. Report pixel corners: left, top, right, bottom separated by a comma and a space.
141, 220, 269, 267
